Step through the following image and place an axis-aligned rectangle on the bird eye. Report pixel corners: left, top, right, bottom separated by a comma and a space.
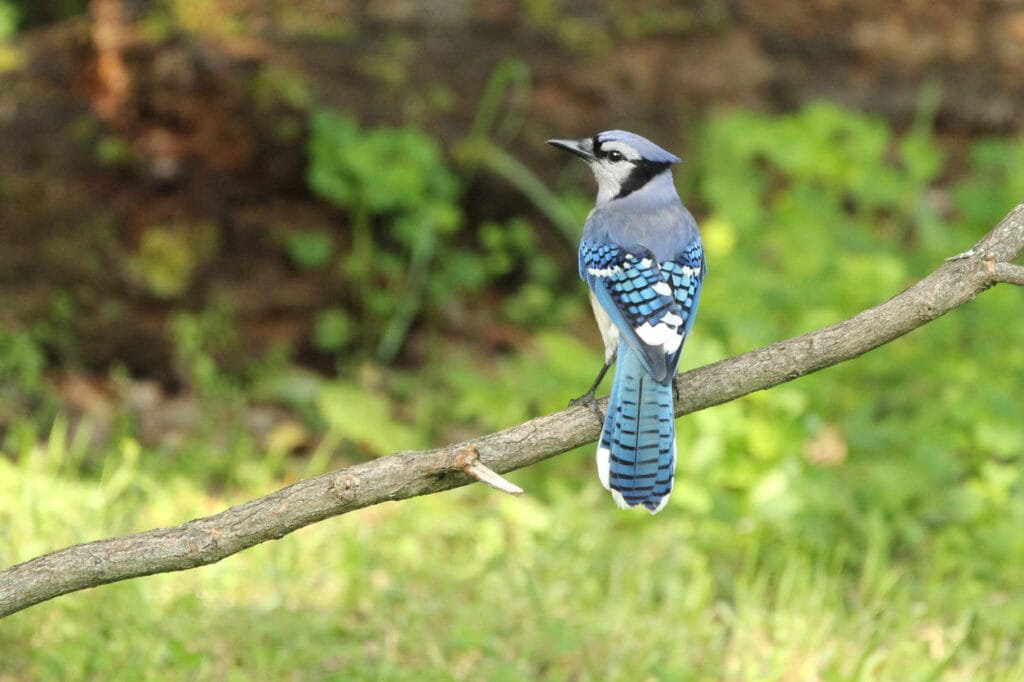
607, 150, 625, 162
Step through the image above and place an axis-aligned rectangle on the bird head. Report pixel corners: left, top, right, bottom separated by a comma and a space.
547, 130, 680, 205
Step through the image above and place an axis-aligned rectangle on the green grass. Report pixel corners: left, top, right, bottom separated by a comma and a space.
3, 431, 1024, 681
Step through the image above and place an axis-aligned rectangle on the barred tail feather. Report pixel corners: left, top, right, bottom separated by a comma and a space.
596, 345, 676, 514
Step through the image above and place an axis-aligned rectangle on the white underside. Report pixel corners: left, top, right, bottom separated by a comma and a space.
589, 291, 620, 364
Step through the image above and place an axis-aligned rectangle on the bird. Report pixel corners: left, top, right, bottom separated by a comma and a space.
547, 130, 705, 513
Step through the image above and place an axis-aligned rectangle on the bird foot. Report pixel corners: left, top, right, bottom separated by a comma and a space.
569, 390, 605, 425
570, 362, 611, 425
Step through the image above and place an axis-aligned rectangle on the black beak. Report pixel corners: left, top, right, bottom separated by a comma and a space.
546, 137, 594, 161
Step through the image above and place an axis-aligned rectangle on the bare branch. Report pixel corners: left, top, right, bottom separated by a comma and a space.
989, 261, 1024, 286
1, 203, 1022, 619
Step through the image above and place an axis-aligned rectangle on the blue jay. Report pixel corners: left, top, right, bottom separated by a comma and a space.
548, 130, 705, 513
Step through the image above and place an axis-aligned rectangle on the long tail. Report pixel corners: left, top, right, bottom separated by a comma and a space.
596, 344, 676, 513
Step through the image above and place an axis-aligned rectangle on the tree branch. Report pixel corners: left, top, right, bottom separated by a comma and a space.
990, 261, 1024, 286
2, 203, 1022, 618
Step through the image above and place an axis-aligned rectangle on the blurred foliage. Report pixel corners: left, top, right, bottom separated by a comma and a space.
0, 0, 22, 72
251, 63, 315, 116
454, 57, 582, 244
307, 109, 467, 362
169, 306, 247, 400
0, 327, 52, 428
94, 134, 136, 167
952, 137, 1024, 231
2, 96, 1024, 679
283, 228, 334, 272
306, 108, 572, 361
686, 103, 1024, 566
0, 1, 18, 40
0, 0, 86, 33
456, 57, 592, 245
126, 223, 219, 299
523, 0, 723, 54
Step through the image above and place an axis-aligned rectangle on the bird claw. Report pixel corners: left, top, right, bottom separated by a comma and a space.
570, 362, 611, 425
569, 390, 605, 425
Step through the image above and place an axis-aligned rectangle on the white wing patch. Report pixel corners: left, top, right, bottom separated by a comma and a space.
634, 318, 685, 355
587, 264, 623, 278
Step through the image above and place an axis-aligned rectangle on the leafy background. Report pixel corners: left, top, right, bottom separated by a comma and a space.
1, 2, 1024, 680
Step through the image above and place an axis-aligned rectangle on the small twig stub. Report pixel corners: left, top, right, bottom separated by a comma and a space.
457, 446, 525, 497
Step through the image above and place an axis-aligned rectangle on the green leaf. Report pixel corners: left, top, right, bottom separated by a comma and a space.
284, 229, 335, 270
317, 380, 421, 454
312, 308, 354, 353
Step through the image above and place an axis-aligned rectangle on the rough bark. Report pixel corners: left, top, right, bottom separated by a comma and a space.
2, 203, 1022, 619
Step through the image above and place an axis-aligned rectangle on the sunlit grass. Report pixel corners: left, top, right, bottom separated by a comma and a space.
3, 428, 1024, 681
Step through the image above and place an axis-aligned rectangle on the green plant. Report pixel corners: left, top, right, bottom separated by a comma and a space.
95, 134, 135, 167
952, 136, 1024, 233
168, 306, 245, 401
0, 0, 19, 40
284, 228, 335, 271
0, 304, 74, 436
0, 327, 50, 432
685, 103, 1024, 576
126, 223, 219, 300
456, 58, 590, 244
312, 307, 354, 353
307, 109, 466, 361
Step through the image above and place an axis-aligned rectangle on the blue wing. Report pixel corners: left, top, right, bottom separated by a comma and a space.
660, 239, 705, 370
581, 238, 704, 384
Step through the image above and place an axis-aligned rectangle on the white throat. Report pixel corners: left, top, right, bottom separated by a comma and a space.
592, 166, 676, 207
